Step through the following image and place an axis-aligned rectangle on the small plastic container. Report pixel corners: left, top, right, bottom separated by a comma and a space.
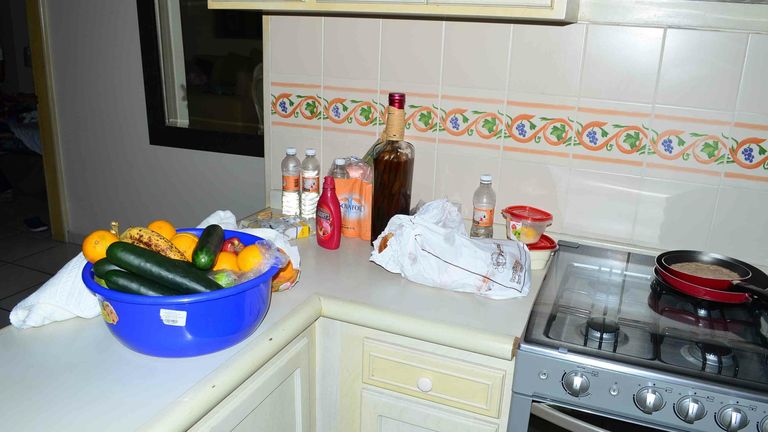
501, 205, 553, 244
528, 234, 558, 270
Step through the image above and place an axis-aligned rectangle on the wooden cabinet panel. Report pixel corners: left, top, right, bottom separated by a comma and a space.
362, 338, 505, 418
191, 329, 313, 432
360, 388, 499, 432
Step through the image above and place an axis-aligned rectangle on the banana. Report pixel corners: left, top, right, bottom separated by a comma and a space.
120, 227, 188, 261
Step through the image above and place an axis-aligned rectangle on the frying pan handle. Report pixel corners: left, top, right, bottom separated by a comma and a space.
733, 281, 768, 301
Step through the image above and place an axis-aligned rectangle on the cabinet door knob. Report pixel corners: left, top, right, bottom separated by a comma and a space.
417, 377, 433, 392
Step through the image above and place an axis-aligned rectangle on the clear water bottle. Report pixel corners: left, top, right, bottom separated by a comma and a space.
300, 148, 320, 219
281, 147, 301, 216
470, 174, 496, 239
331, 158, 349, 179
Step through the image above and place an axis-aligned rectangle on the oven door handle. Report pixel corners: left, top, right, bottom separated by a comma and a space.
531, 403, 612, 432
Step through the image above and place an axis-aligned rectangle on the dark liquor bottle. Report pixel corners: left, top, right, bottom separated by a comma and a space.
371, 92, 415, 243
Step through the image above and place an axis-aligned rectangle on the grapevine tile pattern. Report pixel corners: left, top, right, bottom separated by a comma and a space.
271, 91, 768, 180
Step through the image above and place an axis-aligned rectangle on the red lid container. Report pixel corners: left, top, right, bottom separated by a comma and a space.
527, 234, 557, 251
502, 205, 553, 223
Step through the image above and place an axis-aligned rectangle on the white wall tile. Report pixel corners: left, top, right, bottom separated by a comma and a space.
656, 29, 748, 112
323, 17, 380, 82
442, 21, 510, 92
270, 16, 323, 79
736, 34, 768, 116
580, 25, 663, 104
509, 23, 585, 98
497, 160, 570, 233
707, 186, 768, 267
380, 19, 443, 91
563, 169, 642, 242
434, 147, 499, 220
633, 178, 718, 250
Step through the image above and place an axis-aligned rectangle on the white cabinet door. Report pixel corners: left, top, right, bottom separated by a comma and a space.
191, 330, 313, 432
360, 388, 499, 432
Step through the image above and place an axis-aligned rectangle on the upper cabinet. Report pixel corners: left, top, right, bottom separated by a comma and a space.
208, 0, 579, 22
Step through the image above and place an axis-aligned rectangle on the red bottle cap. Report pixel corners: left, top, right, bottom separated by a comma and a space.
389, 93, 406, 110
323, 175, 335, 189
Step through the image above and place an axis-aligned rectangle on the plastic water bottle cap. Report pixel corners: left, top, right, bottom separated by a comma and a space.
305, 148, 316, 156
480, 174, 492, 183
286, 147, 297, 155
335, 158, 346, 166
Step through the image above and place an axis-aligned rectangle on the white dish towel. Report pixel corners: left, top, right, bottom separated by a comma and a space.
10, 210, 299, 329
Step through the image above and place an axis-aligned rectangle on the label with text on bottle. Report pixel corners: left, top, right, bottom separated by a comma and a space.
302, 175, 319, 193
317, 205, 333, 240
282, 175, 300, 192
473, 208, 494, 227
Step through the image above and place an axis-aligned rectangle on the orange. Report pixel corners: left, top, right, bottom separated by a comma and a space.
147, 219, 176, 240
171, 232, 198, 261
237, 244, 264, 272
213, 251, 240, 272
82, 230, 119, 263
271, 260, 298, 292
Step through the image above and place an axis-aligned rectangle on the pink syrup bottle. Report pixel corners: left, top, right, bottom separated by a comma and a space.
316, 176, 342, 250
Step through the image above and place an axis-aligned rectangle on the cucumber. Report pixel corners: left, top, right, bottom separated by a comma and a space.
107, 242, 222, 294
103, 270, 184, 297
192, 224, 225, 270
93, 258, 123, 279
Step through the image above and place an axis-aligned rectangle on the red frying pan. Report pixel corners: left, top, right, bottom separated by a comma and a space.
655, 251, 768, 303
658, 250, 751, 290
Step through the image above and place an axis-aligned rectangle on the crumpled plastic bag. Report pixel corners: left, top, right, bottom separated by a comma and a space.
370, 199, 531, 300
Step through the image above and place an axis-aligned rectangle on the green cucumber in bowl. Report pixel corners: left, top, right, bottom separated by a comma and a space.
191, 224, 225, 271
93, 258, 123, 279
106, 241, 222, 294
103, 270, 184, 297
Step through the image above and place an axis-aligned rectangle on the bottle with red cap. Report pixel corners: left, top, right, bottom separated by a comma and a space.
370, 92, 415, 243
316, 176, 342, 250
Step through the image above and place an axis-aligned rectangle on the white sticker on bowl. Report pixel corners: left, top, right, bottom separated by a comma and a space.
159, 309, 187, 327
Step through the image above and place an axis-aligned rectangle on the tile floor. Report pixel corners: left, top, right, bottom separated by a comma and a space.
0, 192, 78, 328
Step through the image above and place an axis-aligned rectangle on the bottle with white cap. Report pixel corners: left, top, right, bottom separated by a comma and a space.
330, 158, 349, 179
281, 147, 301, 216
470, 174, 496, 239
300, 148, 320, 219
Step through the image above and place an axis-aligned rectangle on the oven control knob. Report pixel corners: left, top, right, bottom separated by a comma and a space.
759, 417, 768, 432
634, 387, 665, 414
562, 371, 590, 397
674, 396, 706, 424
717, 406, 749, 431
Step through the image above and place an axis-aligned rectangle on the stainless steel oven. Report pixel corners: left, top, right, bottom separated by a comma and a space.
509, 242, 768, 432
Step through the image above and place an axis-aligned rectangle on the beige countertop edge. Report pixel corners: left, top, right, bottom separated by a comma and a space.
144, 291, 522, 431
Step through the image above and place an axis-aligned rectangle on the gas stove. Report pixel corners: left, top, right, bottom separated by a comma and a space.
510, 242, 768, 432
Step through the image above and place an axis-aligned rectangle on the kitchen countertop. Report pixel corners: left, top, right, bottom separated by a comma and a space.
0, 238, 547, 431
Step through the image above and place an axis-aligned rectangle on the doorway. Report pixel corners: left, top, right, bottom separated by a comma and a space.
0, 0, 65, 241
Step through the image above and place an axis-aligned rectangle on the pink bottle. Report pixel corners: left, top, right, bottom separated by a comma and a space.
316, 176, 342, 250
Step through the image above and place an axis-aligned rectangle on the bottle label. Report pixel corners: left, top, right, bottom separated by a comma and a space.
302, 175, 319, 194
383, 107, 405, 141
282, 175, 300, 192
317, 205, 333, 240
473, 208, 494, 227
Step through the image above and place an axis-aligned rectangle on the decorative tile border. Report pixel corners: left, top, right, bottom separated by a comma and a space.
270, 90, 768, 177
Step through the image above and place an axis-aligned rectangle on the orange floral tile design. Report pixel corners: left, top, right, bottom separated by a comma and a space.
271, 90, 768, 178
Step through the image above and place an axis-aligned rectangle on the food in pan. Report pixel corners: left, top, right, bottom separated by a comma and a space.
670, 262, 740, 280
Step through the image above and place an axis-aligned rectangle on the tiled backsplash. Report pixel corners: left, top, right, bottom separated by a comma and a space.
267, 16, 768, 267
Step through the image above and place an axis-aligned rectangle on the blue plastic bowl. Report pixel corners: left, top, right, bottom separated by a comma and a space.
82, 228, 279, 358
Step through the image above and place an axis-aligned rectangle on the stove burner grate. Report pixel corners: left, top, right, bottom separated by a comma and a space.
680, 342, 739, 375
582, 317, 624, 351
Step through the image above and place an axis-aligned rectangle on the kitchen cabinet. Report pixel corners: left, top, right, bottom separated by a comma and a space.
360, 388, 499, 432
208, 0, 578, 22
315, 318, 516, 432
190, 327, 314, 432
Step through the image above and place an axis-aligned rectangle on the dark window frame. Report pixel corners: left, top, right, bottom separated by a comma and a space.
136, 0, 264, 157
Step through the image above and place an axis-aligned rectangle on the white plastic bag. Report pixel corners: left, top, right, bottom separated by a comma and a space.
371, 199, 531, 299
